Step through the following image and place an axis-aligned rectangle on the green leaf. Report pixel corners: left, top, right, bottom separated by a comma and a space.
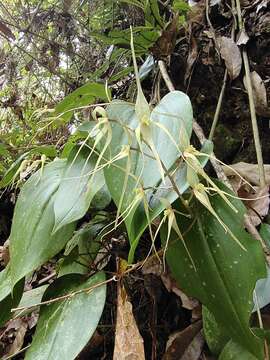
0, 142, 9, 156
104, 91, 195, 261
58, 218, 107, 276
54, 82, 109, 123
219, 340, 258, 360
162, 181, 266, 359
91, 26, 160, 54
9, 159, 75, 288
0, 146, 56, 189
25, 272, 106, 360
13, 285, 49, 318
0, 266, 24, 326
260, 223, 270, 250
0, 151, 29, 188
203, 306, 230, 356
53, 146, 106, 233
145, 0, 164, 28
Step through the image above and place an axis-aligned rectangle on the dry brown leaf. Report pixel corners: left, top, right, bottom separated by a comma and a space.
239, 185, 270, 226
218, 36, 242, 80
163, 321, 203, 360
244, 71, 269, 117
222, 162, 270, 226
0, 21, 15, 40
181, 331, 204, 360
222, 162, 270, 186
113, 282, 145, 360
2, 319, 27, 359
142, 258, 199, 310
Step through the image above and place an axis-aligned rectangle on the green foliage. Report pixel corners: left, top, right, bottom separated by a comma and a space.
25, 272, 106, 360
9, 159, 76, 287
0, 267, 24, 326
54, 82, 109, 123
161, 182, 266, 359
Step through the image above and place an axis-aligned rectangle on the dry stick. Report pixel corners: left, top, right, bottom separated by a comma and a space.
11, 276, 117, 313
234, 0, 266, 188
158, 60, 269, 253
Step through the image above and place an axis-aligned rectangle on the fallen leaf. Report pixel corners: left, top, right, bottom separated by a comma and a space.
163, 321, 203, 360
244, 71, 269, 117
1, 318, 28, 359
222, 162, 270, 186
222, 162, 270, 226
218, 36, 242, 80
0, 21, 15, 41
142, 258, 199, 310
113, 260, 145, 360
238, 185, 270, 226
181, 331, 204, 360
150, 14, 179, 59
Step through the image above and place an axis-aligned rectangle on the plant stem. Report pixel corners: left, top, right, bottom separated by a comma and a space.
234, 0, 266, 187
209, 70, 228, 141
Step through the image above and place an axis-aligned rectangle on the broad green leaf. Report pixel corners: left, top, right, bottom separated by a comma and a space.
162, 181, 266, 359
54, 82, 109, 123
53, 146, 107, 233
0, 266, 24, 326
203, 306, 230, 356
9, 159, 75, 287
219, 340, 258, 360
104, 91, 200, 261
13, 285, 49, 318
25, 272, 106, 360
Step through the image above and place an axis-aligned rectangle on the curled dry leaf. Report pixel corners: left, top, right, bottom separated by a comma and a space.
1, 318, 28, 359
223, 162, 270, 187
243, 71, 269, 117
222, 162, 270, 226
113, 274, 145, 359
218, 36, 242, 80
163, 321, 203, 360
239, 185, 270, 226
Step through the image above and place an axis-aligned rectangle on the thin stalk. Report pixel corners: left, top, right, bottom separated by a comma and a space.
234, 0, 266, 187
209, 70, 227, 141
